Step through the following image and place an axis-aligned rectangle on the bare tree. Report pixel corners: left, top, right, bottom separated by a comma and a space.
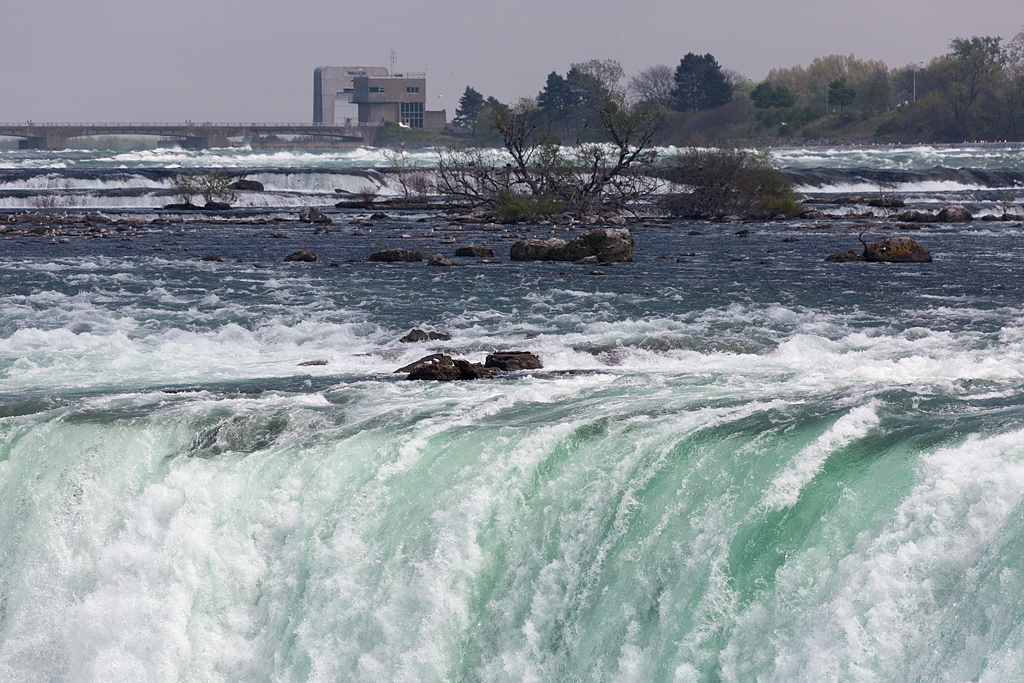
628, 65, 675, 108
382, 144, 433, 201
435, 94, 660, 215
721, 68, 750, 92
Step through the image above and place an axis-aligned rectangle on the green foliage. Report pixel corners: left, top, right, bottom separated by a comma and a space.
454, 86, 486, 132
200, 170, 237, 205
672, 53, 733, 112
536, 62, 624, 141
875, 28, 1024, 142
751, 82, 775, 109
861, 79, 890, 112
659, 144, 801, 219
755, 103, 825, 129
949, 36, 1006, 67
772, 85, 796, 108
379, 121, 406, 146
492, 193, 563, 221
170, 170, 237, 207
170, 172, 202, 205
751, 82, 795, 109
828, 77, 857, 110
757, 194, 804, 218
662, 99, 756, 145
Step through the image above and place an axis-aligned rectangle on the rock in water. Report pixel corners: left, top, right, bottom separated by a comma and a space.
284, 250, 316, 262
454, 245, 494, 257
510, 228, 633, 262
229, 179, 264, 191
398, 354, 493, 380
509, 237, 568, 261
368, 249, 422, 263
864, 237, 932, 263
400, 329, 452, 343
895, 209, 938, 223
937, 205, 973, 222
825, 250, 865, 262
427, 254, 456, 267
453, 359, 494, 379
299, 206, 332, 224
485, 351, 543, 371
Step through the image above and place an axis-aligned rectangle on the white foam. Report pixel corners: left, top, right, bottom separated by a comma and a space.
760, 402, 881, 510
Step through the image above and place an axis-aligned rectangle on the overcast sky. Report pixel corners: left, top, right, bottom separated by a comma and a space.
1, 0, 1021, 123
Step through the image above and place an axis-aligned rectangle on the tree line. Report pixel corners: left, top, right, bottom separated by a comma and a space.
450, 27, 1024, 145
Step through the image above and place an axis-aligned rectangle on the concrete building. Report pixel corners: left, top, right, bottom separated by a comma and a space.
313, 66, 446, 131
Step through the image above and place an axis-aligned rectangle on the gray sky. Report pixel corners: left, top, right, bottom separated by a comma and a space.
1, 0, 1020, 123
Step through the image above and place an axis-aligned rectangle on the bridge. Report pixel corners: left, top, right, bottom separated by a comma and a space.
0, 122, 384, 150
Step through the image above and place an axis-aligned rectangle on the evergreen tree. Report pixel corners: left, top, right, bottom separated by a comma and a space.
539, 71, 593, 139
484, 96, 507, 113
772, 84, 796, 108
454, 86, 486, 132
672, 53, 733, 112
750, 82, 776, 109
537, 72, 571, 121
828, 77, 857, 110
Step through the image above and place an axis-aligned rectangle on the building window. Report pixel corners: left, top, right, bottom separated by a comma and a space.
401, 102, 424, 128
406, 86, 420, 93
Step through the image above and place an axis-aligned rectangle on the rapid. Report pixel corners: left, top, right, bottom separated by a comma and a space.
1, 143, 1023, 682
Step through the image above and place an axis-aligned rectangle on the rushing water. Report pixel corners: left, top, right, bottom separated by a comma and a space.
1, 144, 1024, 682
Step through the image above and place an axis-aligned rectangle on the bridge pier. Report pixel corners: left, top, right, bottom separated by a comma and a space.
18, 131, 68, 150
174, 132, 230, 150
